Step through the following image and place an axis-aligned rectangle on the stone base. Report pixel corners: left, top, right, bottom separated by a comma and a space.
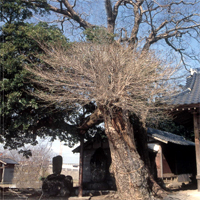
42, 174, 73, 197
74, 187, 116, 197
83, 182, 110, 190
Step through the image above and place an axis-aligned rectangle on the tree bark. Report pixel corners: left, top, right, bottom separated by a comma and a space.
132, 115, 166, 198
104, 109, 152, 200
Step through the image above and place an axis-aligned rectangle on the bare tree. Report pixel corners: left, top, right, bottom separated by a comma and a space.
1, 140, 54, 188
23, 0, 200, 70
26, 42, 178, 199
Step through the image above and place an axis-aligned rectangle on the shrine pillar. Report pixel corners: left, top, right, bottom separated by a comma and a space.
193, 112, 200, 191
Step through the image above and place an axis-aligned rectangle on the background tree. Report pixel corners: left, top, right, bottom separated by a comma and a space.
0, 1, 83, 155
148, 118, 194, 141
1, 139, 54, 187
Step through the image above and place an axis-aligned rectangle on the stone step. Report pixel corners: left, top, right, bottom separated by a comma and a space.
69, 197, 91, 200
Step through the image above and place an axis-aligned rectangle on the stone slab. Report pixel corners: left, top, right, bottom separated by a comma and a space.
69, 197, 91, 200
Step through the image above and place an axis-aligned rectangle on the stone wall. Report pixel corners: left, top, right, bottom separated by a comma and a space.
12, 165, 46, 188
13, 164, 79, 188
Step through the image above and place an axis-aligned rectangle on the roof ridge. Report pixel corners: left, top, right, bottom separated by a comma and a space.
190, 68, 200, 75
169, 70, 197, 100
187, 72, 196, 91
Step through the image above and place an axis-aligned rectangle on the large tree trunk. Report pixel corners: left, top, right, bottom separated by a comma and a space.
104, 109, 152, 200
132, 115, 166, 198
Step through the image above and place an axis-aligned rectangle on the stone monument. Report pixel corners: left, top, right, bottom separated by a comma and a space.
42, 155, 73, 197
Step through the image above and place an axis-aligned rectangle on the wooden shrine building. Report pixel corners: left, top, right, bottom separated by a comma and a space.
170, 68, 200, 191
147, 128, 195, 182
73, 128, 196, 191
0, 157, 18, 184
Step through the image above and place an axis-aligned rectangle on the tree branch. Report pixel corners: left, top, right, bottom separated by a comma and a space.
30, 116, 77, 134
143, 22, 200, 51
78, 108, 104, 134
129, 0, 144, 45
22, 0, 94, 29
165, 38, 190, 72
105, 0, 114, 33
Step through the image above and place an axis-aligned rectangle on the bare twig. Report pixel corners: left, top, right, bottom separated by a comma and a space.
25, 42, 178, 123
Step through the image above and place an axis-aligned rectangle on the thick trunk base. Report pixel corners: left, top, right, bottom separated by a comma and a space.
108, 141, 152, 200
104, 111, 152, 200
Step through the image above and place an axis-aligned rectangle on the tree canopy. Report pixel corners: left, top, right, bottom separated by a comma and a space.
16, 0, 200, 70
0, 1, 81, 152
26, 42, 176, 120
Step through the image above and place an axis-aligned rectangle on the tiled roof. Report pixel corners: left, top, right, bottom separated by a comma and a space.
147, 128, 195, 146
0, 158, 18, 165
73, 128, 195, 153
170, 68, 200, 105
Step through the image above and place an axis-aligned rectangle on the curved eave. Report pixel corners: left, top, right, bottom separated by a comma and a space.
147, 128, 195, 146
170, 70, 200, 106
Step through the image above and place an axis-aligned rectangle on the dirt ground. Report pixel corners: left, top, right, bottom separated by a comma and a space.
0, 184, 200, 200
1, 190, 200, 200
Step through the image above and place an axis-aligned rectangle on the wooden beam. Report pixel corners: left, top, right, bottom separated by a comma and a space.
160, 146, 163, 179
155, 145, 163, 178
1, 164, 5, 183
193, 112, 200, 191
78, 134, 84, 197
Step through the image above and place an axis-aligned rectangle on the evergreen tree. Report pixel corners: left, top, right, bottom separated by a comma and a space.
0, 1, 79, 154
